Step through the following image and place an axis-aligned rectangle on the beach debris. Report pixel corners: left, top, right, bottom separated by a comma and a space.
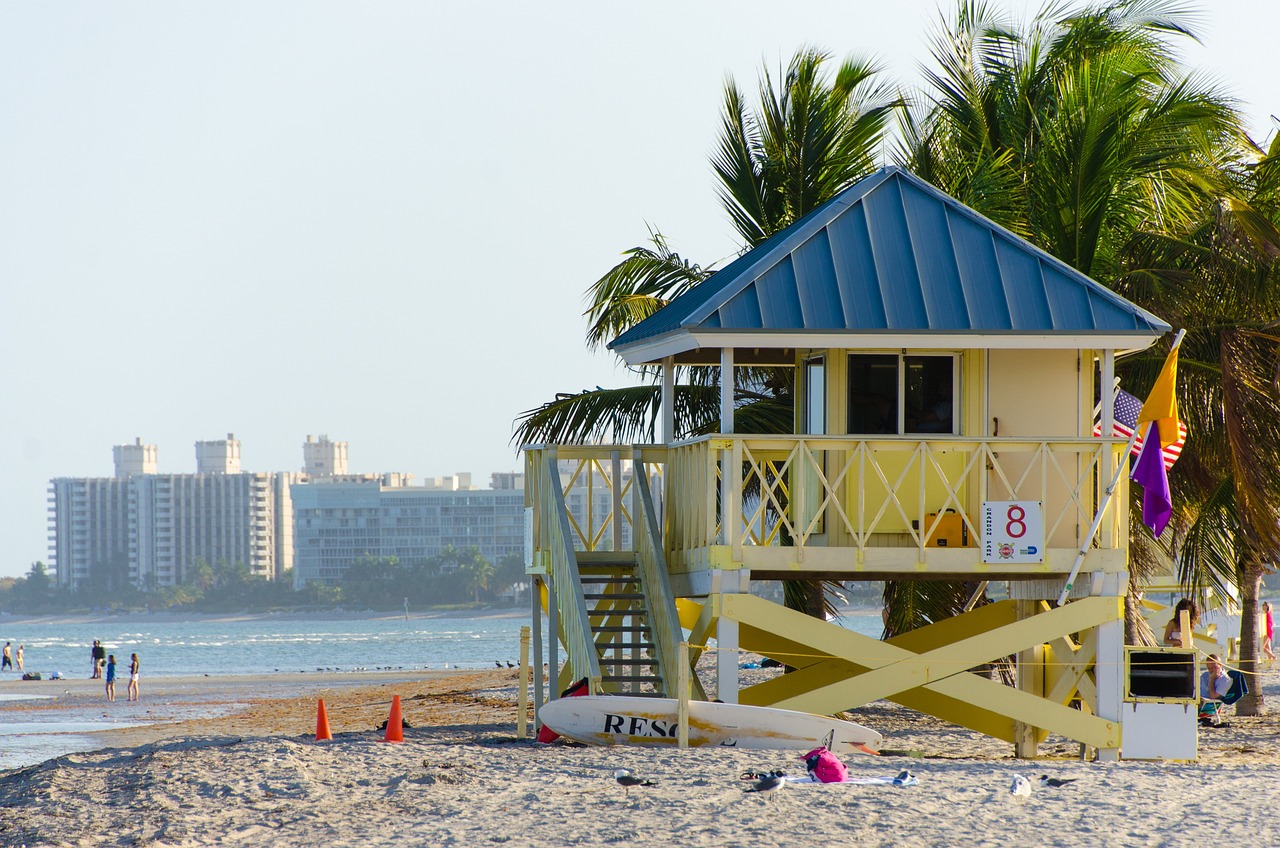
892, 770, 918, 787
614, 768, 657, 797
743, 770, 787, 800
315, 699, 332, 741
1009, 774, 1032, 799
1039, 775, 1077, 788
739, 768, 786, 781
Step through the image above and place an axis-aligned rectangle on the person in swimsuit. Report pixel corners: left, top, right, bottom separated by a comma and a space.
91, 640, 106, 679
1263, 602, 1276, 662
1163, 598, 1199, 646
127, 653, 140, 701
105, 655, 117, 702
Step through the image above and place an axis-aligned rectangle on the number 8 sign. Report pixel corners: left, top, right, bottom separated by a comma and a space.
982, 501, 1044, 563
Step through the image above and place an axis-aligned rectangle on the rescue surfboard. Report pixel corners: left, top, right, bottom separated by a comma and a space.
537, 695, 882, 754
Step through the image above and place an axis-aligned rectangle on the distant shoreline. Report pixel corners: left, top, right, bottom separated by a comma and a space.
0, 606, 529, 626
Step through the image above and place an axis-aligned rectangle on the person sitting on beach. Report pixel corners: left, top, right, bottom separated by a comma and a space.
1198, 653, 1232, 724
1164, 599, 1199, 646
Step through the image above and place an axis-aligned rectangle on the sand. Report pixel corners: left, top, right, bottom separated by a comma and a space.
3, 665, 1280, 847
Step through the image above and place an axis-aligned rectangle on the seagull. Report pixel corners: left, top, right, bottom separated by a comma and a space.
1009, 774, 1032, 798
743, 770, 786, 801
1039, 775, 1078, 788
614, 769, 657, 797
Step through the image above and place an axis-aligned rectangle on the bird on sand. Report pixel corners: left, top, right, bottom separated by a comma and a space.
1040, 775, 1078, 788
614, 769, 657, 797
743, 770, 787, 801
1009, 774, 1032, 798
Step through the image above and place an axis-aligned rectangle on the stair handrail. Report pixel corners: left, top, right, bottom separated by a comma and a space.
632, 453, 695, 699
542, 454, 603, 693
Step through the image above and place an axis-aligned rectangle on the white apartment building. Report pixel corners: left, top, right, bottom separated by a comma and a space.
289, 463, 636, 588
291, 473, 527, 587
50, 435, 282, 589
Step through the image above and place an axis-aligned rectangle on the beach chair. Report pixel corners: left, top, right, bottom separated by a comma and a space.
1198, 669, 1248, 725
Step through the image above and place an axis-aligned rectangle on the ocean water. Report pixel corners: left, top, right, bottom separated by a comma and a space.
0, 613, 529, 679
0, 610, 884, 770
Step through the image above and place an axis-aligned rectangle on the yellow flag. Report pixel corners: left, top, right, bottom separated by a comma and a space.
1137, 342, 1181, 448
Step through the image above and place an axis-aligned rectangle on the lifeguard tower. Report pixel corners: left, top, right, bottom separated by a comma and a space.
523, 167, 1175, 760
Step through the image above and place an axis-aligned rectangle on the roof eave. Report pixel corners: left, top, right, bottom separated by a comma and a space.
612, 328, 1170, 366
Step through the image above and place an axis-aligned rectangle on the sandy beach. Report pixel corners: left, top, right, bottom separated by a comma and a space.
3, 663, 1280, 847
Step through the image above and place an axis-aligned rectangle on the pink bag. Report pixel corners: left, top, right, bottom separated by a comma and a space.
802, 746, 848, 783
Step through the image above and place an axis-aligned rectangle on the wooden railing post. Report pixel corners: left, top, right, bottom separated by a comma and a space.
677, 641, 690, 749
517, 625, 531, 739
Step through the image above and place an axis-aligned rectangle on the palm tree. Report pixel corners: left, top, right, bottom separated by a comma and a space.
515, 48, 896, 619
899, 0, 1251, 637
515, 47, 896, 447
901, 0, 1241, 278
1119, 133, 1280, 713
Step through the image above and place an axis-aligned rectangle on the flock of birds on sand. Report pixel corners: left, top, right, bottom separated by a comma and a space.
611, 767, 1078, 802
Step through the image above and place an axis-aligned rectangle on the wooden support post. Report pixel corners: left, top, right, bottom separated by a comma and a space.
532, 578, 544, 731
548, 574, 560, 695
518, 625, 531, 739
715, 572, 743, 703
677, 641, 690, 749
1013, 600, 1045, 758
662, 356, 675, 445
1094, 572, 1125, 762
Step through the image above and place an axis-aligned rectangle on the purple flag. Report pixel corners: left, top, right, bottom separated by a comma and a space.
1131, 421, 1172, 536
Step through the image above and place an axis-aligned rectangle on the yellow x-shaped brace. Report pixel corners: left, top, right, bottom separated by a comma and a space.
717, 593, 1120, 749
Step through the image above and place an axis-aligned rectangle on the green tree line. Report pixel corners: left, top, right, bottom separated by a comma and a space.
0, 548, 528, 615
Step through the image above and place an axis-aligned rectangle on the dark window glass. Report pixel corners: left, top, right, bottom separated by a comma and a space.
904, 355, 955, 434
847, 354, 899, 434
847, 354, 956, 435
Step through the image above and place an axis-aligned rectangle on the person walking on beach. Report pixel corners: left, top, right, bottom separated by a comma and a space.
1, 641, 12, 671
127, 653, 140, 701
1263, 602, 1276, 664
15, 644, 23, 672
91, 639, 106, 679
105, 655, 117, 701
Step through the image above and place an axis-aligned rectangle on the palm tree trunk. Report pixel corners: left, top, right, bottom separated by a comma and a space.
1236, 568, 1267, 716
1123, 593, 1159, 646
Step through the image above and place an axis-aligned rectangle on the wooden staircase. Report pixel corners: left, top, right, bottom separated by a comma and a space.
579, 556, 665, 696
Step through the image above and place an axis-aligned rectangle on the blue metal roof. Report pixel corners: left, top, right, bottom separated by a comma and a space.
609, 167, 1170, 362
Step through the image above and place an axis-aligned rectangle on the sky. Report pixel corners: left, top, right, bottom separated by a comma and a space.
0, 1, 1273, 579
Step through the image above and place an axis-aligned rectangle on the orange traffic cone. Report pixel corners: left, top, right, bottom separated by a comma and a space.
383, 695, 403, 743
315, 699, 332, 741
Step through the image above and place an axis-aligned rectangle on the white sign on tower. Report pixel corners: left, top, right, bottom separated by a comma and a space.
982, 501, 1044, 564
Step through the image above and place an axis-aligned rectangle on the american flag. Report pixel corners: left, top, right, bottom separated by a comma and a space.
1093, 388, 1186, 470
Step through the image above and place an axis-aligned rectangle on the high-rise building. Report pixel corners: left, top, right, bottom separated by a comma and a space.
302, 434, 348, 477
291, 473, 527, 587
49, 435, 520, 592
50, 438, 283, 589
